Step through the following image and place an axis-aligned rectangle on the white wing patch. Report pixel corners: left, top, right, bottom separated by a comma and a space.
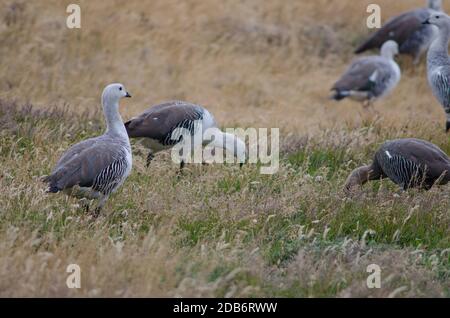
385, 150, 393, 159
369, 70, 378, 82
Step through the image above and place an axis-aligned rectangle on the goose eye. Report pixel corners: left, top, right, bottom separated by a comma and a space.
119, 87, 123, 91
436, 16, 440, 19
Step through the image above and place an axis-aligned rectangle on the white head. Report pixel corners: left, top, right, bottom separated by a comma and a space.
101, 83, 131, 107
380, 40, 399, 59
423, 12, 450, 29
101, 83, 131, 135
428, 0, 443, 11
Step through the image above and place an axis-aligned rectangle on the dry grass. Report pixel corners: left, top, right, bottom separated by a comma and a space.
0, 0, 449, 297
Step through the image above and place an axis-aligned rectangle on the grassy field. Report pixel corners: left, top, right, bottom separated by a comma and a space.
0, 0, 449, 297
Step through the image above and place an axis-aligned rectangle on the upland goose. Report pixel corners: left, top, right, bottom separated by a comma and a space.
125, 101, 246, 169
43, 83, 132, 214
424, 12, 450, 132
355, 0, 442, 64
344, 138, 450, 193
332, 40, 401, 106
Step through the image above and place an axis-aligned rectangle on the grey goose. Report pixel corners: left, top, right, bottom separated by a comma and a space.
344, 138, 450, 193
355, 0, 442, 64
43, 83, 132, 214
424, 12, 450, 132
332, 40, 401, 106
125, 101, 246, 169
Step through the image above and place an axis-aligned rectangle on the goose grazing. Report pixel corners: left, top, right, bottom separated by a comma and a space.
124, 101, 246, 169
331, 40, 401, 106
424, 12, 450, 132
43, 83, 132, 214
355, 0, 442, 64
344, 138, 450, 193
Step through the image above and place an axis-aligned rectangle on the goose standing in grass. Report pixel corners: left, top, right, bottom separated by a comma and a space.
43, 83, 132, 215
125, 101, 246, 169
355, 0, 442, 64
331, 40, 401, 106
344, 138, 450, 193
424, 12, 450, 132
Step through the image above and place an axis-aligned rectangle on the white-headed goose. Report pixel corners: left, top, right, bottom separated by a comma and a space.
125, 101, 246, 169
331, 40, 401, 106
424, 12, 450, 132
355, 0, 442, 64
43, 83, 132, 214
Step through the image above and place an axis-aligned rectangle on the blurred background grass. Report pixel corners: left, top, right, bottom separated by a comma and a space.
1, 0, 449, 133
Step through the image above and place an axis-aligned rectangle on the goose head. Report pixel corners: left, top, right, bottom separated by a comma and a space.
102, 83, 131, 106
380, 40, 399, 59
423, 12, 450, 28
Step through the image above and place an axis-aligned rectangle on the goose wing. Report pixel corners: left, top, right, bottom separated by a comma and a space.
125, 101, 206, 144
355, 8, 428, 54
44, 138, 129, 193
332, 58, 389, 92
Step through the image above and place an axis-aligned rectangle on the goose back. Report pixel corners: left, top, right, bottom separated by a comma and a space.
375, 138, 450, 189
332, 57, 400, 100
125, 101, 216, 147
355, 7, 438, 61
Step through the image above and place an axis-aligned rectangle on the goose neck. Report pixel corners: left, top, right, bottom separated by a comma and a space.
102, 97, 128, 140
428, 25, 450, 66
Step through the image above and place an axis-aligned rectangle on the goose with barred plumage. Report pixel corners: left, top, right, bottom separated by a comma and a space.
43, 83, 132, 214
344, 138, 450, 193
355, 0, 442, 64
125, 101, 246, 169
424, 12, 450, 132
331, 40, 401, 106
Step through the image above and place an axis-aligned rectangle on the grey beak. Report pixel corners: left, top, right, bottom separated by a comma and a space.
422, 19, 430, 25
125, 92, 132, 98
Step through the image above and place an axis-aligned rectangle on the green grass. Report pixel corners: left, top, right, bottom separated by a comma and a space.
0, 100, 449, 297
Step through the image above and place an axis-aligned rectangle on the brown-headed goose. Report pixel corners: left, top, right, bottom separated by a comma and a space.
43, 83, 132, 214
344, 138, 450, 193
125, 101, 246, 169
331, 40, 401, 106
355, 0, 442, 64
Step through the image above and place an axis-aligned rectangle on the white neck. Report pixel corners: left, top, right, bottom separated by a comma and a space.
429, 23, 450, 66
209, 128, 245, 161
102, 95, 128, 139
380, 49, 395, 60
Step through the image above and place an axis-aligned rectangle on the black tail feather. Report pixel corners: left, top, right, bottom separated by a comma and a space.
331, 90, 348, 101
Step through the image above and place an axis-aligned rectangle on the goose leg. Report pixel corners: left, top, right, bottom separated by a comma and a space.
146, 152, 154, 167
362, 99, 373, 109
80, 198, 90, 213
92, 195, 109, 217
412, 52, 421, 66
180, 160, 185, 170
445, 111, 450, 132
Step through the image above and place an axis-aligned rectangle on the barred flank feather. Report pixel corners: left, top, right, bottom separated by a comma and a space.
92, 151, 129, 195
